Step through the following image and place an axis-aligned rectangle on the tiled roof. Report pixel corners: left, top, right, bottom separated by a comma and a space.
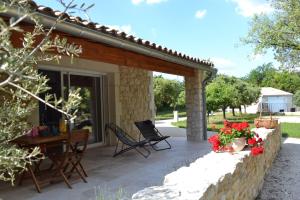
26, 1, 214, 68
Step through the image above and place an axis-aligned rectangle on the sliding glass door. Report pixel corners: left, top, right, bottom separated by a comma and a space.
39, 69, 105, 144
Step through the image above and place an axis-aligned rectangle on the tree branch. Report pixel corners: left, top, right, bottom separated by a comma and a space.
24, 0, 75, 61
8, 81, 72, 119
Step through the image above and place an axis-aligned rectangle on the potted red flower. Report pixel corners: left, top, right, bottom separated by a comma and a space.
208, 120, 264, 156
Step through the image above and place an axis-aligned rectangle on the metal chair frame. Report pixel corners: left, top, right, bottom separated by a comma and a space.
135, 120, 171, 151
105, 123, 151, 158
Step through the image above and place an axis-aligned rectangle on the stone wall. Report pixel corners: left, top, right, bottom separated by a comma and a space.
185, 70, 205, 141
132, 127, 281, 200
119, 66, 155, 139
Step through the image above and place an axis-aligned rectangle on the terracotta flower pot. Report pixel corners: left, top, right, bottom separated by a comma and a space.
230, 137, 246, 152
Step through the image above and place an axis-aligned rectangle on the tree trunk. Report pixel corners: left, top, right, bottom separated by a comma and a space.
239, 106, 242, 114
222, 108, 226, 119
244, 105, 247, 114
232, 107, 236, 116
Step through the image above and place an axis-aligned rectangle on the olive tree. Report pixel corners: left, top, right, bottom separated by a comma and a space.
0, 0, 93, 184
243, 0, 300, 69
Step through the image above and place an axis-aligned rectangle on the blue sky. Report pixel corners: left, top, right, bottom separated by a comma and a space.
35, 0, 276, 78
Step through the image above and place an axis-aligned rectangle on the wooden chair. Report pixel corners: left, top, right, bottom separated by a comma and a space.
48, 129, 89, 188
67, 129, 89, 181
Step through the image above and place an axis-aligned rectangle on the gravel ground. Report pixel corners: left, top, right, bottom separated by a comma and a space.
257, 137, 300, 200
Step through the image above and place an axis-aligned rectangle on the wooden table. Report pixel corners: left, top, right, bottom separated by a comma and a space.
13, 135, 68, 146
13, 134, 68, 192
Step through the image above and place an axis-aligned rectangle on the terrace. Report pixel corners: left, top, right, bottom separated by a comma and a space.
0, 136, 212, 200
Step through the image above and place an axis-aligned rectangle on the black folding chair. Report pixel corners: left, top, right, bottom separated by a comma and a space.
134, 120, 171, 151
105, 123, 151, 158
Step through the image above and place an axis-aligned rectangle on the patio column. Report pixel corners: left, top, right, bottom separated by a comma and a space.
185, 70, 205, 142
119, 66, 155, 140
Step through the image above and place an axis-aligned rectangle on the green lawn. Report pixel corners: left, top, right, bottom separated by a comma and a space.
171, 113, 258, 131
155, 109, 187, 120
172, 118, 300, 138
281, 123, 300, 138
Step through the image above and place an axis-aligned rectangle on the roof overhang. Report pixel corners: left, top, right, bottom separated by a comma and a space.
2, 6, 217, 75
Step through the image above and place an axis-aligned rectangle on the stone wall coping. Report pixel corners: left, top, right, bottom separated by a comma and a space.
132, 128, 280, 200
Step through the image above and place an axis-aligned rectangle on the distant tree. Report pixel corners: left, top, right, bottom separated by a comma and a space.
263, 70, 300, 94
294, 90, 300, 107
243, 0, 300, 69
244, 63, 276, 86
153, 76, 166, 110
177, 90, 185, 108
153, 76, 184, 111
239, 83, 261, 113
207, 75, 260, 119
206, 75, 235, 119
245, 64, 300, 94
228, 77, 260, 116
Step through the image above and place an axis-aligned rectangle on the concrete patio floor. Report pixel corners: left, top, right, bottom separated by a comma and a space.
0, 136, 212, 200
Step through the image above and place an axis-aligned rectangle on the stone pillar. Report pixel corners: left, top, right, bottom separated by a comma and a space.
119, 66, 155, 139
185, 70, 205, 142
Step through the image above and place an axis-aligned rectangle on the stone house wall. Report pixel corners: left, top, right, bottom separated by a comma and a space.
118, 66, 155, 139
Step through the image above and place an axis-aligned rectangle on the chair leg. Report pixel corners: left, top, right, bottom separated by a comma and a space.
113, 140, 120, 157
113, 146, 134, 157
71, 161, 87, 183
28, 165, 42, 193
59, 169, 72, 189
78, 162, 88, 177
135, 146, 151, 158
151, 139, 171, 151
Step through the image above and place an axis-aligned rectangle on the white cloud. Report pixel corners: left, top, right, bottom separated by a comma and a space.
211, 57, 237, 74
107, 24, 135, 35
131, 0, 167, 5
230, 0, 273, 17
212, 57, 236, 67
195, 9, 207, 19
153, 72, 184, 81
250, 53, 264, 61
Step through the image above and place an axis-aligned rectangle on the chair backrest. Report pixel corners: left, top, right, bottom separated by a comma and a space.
134, 120, 159, 139
105, 123, 136, 146
70, 129, 90, 152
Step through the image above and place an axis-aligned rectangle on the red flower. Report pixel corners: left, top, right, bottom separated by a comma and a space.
224, 120, 232, 128
220, 127, 232, 135
257, 138, 263, 143
251, 146, 264, 156
232, 123, 243, 131
232, 122, 249, 131
208, 134, 221, 152
248, 138, 257, 145
240, 122, 249, 129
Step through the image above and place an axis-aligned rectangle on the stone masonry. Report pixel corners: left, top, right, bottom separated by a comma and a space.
132, 127, 282, 200
185, 70, 205, 142
119, 66, 155, 139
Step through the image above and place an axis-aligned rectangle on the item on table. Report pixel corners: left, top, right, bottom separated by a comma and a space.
38, 126, 50, 137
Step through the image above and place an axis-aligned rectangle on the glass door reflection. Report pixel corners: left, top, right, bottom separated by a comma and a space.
63, 73, 102, 144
